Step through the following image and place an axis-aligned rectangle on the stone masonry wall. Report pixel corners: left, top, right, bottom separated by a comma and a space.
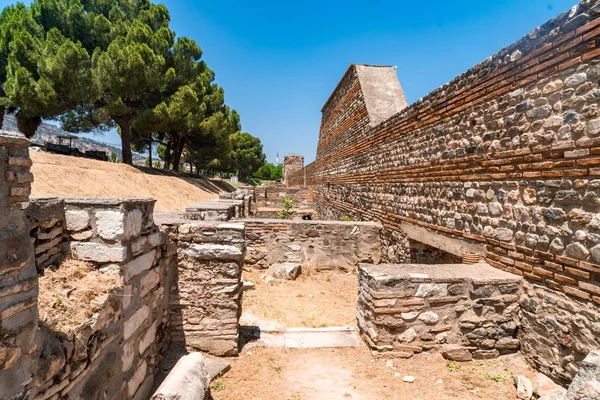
0, 192, 172, 399
43, 198, 170, 400
26, 197, 68, 273
357, 263, 522, 360
289, 1, 600, 382
254, 183, 311, 209
242, 219, 382, 271
282, 154, 304, 186
0, 132, 39, 399
519, 280, 600, 385
157, 216, 245, 357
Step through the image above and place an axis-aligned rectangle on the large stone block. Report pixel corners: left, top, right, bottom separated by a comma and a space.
183, 243, 243, 261
96, 210, 126, 240
128, 360, 148, 398
65, 210, 90, 232
123, 250, 156, 283
71, 242, 127, 263
269, 262, 301, 280
124, 305, 150, 340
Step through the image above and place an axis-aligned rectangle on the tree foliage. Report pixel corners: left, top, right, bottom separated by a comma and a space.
0, 0, 267, 175
253, 162, 282, 181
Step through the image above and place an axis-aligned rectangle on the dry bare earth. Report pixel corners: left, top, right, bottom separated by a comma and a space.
242, 268, 358, 328
30, 151, 225, 211
211, 347, 536, 400
233, 270, 537, 399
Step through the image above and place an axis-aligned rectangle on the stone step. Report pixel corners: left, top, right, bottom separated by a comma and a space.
242, 326, 361, 349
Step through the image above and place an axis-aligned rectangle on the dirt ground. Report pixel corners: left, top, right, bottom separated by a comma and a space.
232, 270, 537, 399
242, 268, 358, 328
30, 151, 224, 211
210, 346, 536, 400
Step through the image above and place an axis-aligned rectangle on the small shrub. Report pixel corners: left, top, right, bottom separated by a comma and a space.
447, 362, 460, 372
278, 197, 296, 219
482, 373, 506, 382
212, 382, 225, 391
341, 215, 353, 222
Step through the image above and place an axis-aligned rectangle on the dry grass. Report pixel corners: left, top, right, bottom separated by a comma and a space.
30, 151, 223, 211
211, 347, 536, 400
38, 259, 121, 332
242, 268, 358, 328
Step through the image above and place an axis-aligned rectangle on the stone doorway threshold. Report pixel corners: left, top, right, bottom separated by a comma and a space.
241, 325, 362, 349
239, 311, 361, 349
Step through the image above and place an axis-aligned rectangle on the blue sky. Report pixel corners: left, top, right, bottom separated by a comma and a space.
1, 0, 578, 163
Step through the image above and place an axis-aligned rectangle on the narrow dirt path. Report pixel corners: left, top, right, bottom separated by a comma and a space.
210, 346, 535, 400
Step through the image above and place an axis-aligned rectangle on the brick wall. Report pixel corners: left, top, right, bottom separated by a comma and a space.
289, 2, 600, 382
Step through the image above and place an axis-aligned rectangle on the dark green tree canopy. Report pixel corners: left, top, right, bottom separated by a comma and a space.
0, 0, 267, 177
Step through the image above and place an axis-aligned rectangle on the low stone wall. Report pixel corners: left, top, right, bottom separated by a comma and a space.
185, 201, 236, 221
157, 214, 245, 357
242, 219, 382, 270
357, 263, 522, 359
41, 197, 171, 400
219, 186, 255, 217
26, 197, 68, 272
255, 183, 311, 209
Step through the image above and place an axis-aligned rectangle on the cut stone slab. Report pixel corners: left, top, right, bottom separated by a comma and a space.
269, 262, 301, 280
204, 358, 231, 382
247, 326, 361, 349
441, 344, 473, 362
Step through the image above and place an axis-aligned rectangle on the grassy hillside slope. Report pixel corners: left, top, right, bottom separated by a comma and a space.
30, 151, 227, 211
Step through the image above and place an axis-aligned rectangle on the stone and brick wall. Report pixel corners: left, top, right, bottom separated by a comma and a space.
157, 215, 245, 357
0, 132, 39, 399
26, 197, 68, 272
289, 1, 600, 382
33, 197, 170, 400
282, 154, 304, 186
254, 183, 311, 209
241, 219, 382, 271
357, 263, 522, 360
0, 137, 245, 398
186, 201, 237, 221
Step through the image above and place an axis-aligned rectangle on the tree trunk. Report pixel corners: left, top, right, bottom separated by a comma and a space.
0, 106, 5, 130
163, 139, 171, 170
16, 113, 42, 139
148, 136, 153, 169
170, 136, 180, 171
113, 115, 133, 165
172, 136, 186, 172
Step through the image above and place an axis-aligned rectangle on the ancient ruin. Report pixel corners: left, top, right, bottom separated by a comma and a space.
2, 1, 600, 399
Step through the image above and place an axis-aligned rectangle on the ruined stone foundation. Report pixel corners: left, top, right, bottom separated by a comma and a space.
357, 263, 522, 359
